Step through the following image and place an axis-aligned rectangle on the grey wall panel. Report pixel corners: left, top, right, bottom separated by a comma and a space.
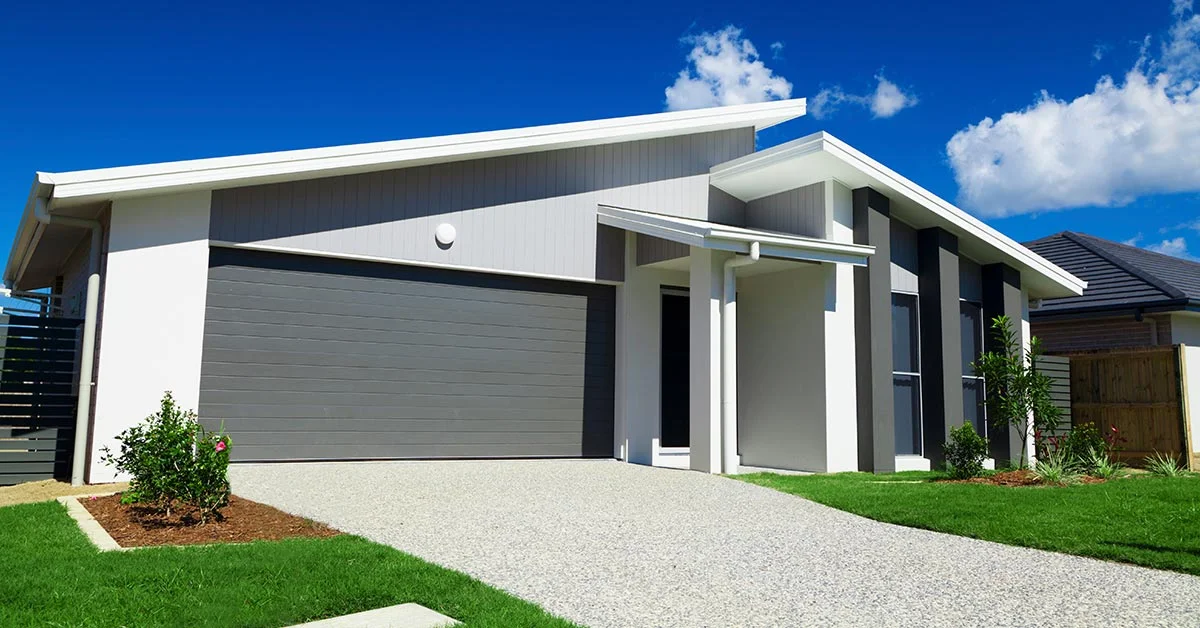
744, 181, 824, 237
636, 234, 690, 266
209, 129, 754, 282
708, 185, 746, 226
890, 219, 920, 294
199, 247, 615, 461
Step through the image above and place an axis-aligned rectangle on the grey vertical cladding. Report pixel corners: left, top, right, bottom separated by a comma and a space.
636, 235, 690, 266
853, 187, 895, 473
918, 227, 963, 465
208, 129, 755, 283
708, 185, 747, 226
199, 247, 616, 461
889, 220, 920, 294
959, 257, 983, 303
744, 182, 824, 237
982, 262, 1024, 463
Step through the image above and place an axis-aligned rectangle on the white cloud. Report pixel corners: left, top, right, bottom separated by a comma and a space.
770, 41, 784, 59
1124, 233, 1144, 246
664, 27, 792, 111
1145, 236, 1193, 258
1159, 217, 1200, 233
810, 73, 919, 120
1093, 43, 1110, 61
946, 1, 1200, 218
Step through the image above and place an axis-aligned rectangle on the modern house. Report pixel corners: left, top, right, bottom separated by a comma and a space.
1025, 231, 1200, 353
5, 99, 1085, 484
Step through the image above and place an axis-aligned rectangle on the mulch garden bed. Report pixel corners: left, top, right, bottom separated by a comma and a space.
80, 494, 340, 548
941, 469, 1106, 487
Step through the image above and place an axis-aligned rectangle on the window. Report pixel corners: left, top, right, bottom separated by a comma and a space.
892, 293, 922, 455
960, 300, 986, 437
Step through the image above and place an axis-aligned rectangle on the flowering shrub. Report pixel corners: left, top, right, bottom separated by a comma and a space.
100, 392, 231, 523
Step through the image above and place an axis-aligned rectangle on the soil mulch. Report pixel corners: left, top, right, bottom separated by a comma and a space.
942, 469, 1106, 487
80, 493, 340, 548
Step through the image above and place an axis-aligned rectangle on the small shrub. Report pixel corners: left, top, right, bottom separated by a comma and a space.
1053, 423, 1106, 466
944, 423, 989, 479
101, 392, 231, 523
1084, 448, 1124, 480
1032, 450, 1082, 486
1145, 452, 1185, 478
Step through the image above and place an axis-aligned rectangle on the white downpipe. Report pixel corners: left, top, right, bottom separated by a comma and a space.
33, 196, 102, 486
721, 241, 760, 474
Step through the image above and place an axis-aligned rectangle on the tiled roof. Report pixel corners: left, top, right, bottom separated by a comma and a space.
1023, 231, 1200, 316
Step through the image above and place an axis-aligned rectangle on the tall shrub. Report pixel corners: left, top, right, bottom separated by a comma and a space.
101, 392, 231, 522
972, 315, 1061, 468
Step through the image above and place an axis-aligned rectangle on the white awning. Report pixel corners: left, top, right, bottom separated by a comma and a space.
597, 205, 874, 266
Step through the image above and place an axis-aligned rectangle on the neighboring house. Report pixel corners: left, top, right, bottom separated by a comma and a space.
5, 99, 1084, 483
1024, 231, 1200, 353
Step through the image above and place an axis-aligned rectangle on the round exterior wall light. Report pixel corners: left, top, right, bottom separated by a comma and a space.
435, 223, 457, 248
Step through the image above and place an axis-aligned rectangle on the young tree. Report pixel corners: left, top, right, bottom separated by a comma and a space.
972, 315, 1061, 467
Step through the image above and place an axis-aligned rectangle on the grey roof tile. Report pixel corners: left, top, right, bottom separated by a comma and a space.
1023, 231, 1199, 316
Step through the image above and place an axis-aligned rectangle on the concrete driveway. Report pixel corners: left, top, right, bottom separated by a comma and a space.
231, 460, 1200, 627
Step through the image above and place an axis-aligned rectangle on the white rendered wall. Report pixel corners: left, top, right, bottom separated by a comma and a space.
1184, 346, 1200, 465
822, 182, 859, 471
89, 191, 211, 483
737, 265, 828, 471
1021, 288, 1036, 467
690, 247, 726, 473
615, 232, 689, 466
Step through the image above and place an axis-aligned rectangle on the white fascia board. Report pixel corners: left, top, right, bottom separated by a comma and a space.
709, 132, 1087, 298
42, 99, 807, 203
596, 205, 873, 267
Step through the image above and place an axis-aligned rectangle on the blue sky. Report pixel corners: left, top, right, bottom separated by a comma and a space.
2, 0, 1198, 266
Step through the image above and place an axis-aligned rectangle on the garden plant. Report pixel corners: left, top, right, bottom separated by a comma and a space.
101, 392, 231, 522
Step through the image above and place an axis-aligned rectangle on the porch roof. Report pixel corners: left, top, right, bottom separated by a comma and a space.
596, 205, 874, 266
708, 131, 1087, 299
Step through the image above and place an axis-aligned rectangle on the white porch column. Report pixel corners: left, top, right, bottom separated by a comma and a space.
690, 247, 726, 473
90, 191, 211, 483
823, 183, 859, 472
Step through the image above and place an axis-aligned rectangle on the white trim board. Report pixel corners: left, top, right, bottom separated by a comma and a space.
597, 205, 874, 266
43, 101, 807, 203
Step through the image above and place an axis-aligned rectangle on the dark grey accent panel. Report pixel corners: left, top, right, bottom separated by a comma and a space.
595, 225, 626, 282
853, 187, 895, 472
982, 262, 1024, 463
200, 248, 615, 462
918, 227, 962, 466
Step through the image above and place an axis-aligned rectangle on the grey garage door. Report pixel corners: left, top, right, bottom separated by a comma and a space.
199, 248, 615, 461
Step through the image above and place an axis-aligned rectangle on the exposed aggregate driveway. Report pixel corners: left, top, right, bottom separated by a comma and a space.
231, 459, 1200, 627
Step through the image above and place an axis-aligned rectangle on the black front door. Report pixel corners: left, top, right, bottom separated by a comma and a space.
660, 292, 690, 447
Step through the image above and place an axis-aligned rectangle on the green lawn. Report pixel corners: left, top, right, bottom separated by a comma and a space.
738, 471, 1200, 576
0, 500, 577, 628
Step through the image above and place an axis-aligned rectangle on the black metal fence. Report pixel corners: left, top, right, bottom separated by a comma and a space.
0, 314, 84, 486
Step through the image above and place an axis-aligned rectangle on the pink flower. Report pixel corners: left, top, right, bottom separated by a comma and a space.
215, 441, 227, 452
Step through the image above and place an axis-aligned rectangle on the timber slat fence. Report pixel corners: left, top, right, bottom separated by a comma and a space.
0, 314, 83, 485
1064, 346, 1187, 466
